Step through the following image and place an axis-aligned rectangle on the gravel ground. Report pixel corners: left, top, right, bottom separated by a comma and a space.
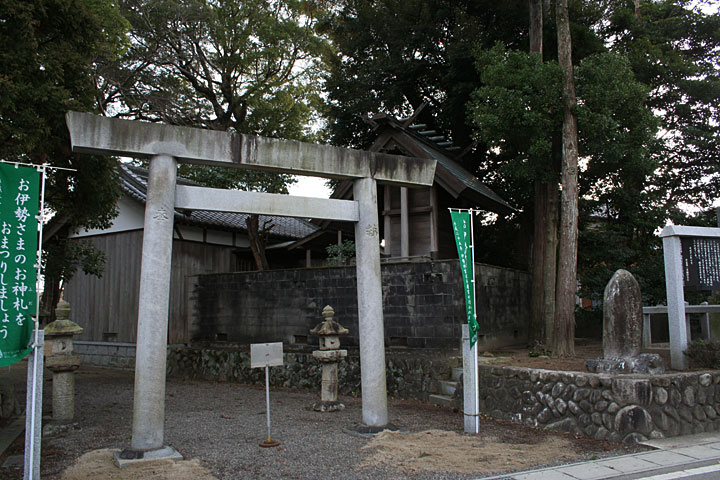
0, 363, 647, 480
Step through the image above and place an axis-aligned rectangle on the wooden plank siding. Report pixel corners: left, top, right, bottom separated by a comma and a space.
382, 185, 435, 258
64, 230, 235, 344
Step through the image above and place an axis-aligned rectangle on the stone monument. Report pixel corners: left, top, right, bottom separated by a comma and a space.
44, 299, 83, 433
586, 269, 665, 374
310, 306, 348, 412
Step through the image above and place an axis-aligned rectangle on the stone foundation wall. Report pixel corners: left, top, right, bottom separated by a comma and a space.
478, 365, 720, 442
74, 341, 137, 369
166, 346, 457, 400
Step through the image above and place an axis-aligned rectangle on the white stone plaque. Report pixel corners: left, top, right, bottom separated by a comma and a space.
250, 342, 283, 368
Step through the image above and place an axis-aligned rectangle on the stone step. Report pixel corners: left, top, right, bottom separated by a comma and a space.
438, 380, 458, 396
428, 394, 454, 407
451, 367, 463, 382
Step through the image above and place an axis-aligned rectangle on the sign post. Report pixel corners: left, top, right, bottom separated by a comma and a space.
450, 209, 479, 434
660, 225, 720, 369
250, 342, 284, 447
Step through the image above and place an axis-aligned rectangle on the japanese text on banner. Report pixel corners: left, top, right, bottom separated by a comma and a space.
0, 164, 39, 366
450, 210, 479, 348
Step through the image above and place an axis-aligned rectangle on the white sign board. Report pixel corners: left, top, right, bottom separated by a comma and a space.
251, 342, 284, 368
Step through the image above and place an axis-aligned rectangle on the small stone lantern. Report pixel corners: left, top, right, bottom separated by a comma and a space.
44, 299, 83, 424
310, 306, 348, 412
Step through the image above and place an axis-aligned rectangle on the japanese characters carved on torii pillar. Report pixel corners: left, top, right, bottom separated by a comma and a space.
65, 112, 436, 457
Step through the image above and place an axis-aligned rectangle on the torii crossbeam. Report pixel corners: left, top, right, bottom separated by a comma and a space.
66, 112, 436, 457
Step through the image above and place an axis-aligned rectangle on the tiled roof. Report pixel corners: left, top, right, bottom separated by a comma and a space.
369, 114, 515, 214
120, 164, 318, 241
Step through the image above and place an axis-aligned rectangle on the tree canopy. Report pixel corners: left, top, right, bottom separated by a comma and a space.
99, 0, 330, 192
0, 0, 127, 316
322, 0, 720, 343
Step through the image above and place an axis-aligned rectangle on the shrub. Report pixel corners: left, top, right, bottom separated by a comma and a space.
684, 339, 720, 369
325, 240, 355, 266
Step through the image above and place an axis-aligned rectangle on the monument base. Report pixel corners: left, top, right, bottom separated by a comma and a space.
112, 446, 183, 468
586, 353, 666, 374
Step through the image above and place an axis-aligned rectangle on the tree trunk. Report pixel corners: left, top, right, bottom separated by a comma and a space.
552, 0, 579, 358
530, 183, 546, 343
529, 0, 543, 56
542, 181, 559, 347
246, 214, 270, 271
529, 0, 549, 344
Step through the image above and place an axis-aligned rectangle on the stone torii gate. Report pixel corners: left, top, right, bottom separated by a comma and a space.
65, 112, 436, 457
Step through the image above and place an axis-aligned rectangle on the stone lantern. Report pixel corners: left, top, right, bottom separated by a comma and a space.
44, 299, 83, 424
310, 305, 348, 412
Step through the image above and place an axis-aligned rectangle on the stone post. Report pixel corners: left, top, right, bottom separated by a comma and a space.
662, 234, 689, 370
131, 154, 177, 452
353, 177, 388, 427
44, 300, 82, 423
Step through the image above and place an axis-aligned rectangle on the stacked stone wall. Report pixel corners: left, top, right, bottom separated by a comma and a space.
166, 346, 456, 400
479, 365, 720, 442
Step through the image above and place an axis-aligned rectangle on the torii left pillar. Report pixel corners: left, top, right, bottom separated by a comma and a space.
126, 155, 181, 459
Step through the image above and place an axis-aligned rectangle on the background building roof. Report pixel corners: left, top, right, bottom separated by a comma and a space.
120, 164, 319, 241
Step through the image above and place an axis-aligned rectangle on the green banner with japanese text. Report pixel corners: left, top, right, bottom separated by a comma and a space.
0, 164, 39, 366
451, 210, 479, 348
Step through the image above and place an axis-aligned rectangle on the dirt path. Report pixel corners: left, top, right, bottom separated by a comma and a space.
0, 360, 647, 480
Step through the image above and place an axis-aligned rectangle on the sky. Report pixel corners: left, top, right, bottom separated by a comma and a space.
288, 175, 332, 198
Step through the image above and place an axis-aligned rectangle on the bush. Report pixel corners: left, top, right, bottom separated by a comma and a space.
325, 240, 355, 266
684, 339, 720, 369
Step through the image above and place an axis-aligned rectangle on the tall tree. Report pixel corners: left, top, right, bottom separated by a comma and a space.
528, 0, 560, 346
605, 0, 720, 210
469, 50, 656, 354
0, 0, 126, 319
99, 0, 330, 269
576, 1, 719, 309
552, 0, 579, 357
324, 0, 711, 351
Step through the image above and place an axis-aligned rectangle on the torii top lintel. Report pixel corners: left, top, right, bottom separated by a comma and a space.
66, 112, 436, 187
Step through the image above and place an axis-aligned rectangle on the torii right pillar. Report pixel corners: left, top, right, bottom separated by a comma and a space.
353, 177, 388, 426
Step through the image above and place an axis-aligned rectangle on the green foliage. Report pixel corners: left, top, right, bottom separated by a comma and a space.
320, 0, 531, 152
102, 0, 331, 195
469, 43, 564, 184
685, 339, 720, 369
606, 0, 720, 209
325, 240, 355, 266
0, 0, 123, 288
322, 1, 720, 312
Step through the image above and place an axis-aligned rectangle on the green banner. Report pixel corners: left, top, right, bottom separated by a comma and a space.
0, 164, 39, 366
451, 210, 479, 348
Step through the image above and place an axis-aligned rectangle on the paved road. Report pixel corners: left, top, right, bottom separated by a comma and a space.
637, 463, 720, 479
480, 433, 720, 480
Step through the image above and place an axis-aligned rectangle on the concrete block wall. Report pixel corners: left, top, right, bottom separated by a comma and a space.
74, 341, 137, 369
191, 260, 530, 350
478, 364, 720, 442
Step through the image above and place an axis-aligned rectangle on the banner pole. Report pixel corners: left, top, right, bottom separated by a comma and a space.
469, 210, 479, 433
24, 164, 47, 480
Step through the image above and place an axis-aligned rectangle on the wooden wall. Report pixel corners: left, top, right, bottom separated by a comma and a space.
64, 230, 235, 344
382, 186, 436, 258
